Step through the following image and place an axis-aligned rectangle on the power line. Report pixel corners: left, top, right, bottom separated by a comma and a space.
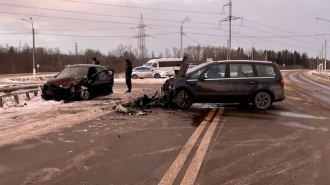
185, 32, 318, 52
0, 11, 228, 30
184, 34, 202, 45
35, 32, 179, 38
184, 32, 330, 39
0, 3, 227, 26
0, 32, 30, 35
244, 19, 325, 42
241, 26, 320, 46
231, 32, 319, 53
52, 0, 225, 15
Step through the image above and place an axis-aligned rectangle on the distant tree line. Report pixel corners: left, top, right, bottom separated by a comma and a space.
0, 43, 321, 74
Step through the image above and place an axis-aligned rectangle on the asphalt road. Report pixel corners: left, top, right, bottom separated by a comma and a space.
1, 70, 330, 185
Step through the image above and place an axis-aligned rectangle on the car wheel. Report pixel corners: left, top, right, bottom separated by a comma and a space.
253, 91, 272, 110
175, 90, 193, 109
131, 74, 138, 79
80, 89, 91, 100
154, 73, 161, 79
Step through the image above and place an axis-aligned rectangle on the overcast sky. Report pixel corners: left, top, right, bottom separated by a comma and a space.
0, 0, 329, 57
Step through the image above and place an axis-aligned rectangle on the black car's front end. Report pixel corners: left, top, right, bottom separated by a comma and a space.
41, 81, 86, 101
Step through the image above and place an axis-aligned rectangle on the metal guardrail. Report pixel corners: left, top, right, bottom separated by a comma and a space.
0, 85, 41, 93
0, 85, 41, 108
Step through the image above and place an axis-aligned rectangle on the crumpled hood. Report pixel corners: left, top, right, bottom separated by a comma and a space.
48, 76, 84, 88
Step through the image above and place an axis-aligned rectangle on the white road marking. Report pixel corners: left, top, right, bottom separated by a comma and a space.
158, 108, 217, 185
180, 108, 224, 185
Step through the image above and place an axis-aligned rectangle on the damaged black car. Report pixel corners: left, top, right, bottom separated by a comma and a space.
41, 64, 114, 101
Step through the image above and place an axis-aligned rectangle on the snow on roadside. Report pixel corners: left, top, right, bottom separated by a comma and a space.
0, 86, 159, 147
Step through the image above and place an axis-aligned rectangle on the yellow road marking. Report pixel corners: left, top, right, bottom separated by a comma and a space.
158, 108, 217, 185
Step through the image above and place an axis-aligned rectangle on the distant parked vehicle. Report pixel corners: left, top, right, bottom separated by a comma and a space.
41, 64, 114, 101
131, 66, 169, 79
144, 58, 183, 76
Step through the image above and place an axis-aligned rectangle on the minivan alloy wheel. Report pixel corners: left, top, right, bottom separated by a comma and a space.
175, 90, 193, 109
254, 92, 272, 110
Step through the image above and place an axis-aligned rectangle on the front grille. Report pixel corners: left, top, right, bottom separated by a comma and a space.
48, 84, 70, 96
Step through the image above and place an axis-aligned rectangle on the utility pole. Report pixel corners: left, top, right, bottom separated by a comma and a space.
322, 45, 324, 72
265, 50, 267, 61
75, 43, 78, 64
227, 40, 229, 60
325, 39, 327, 72
22, 17, 35, 77
251, 42, 260, 60
18, 40, 21, 53
316, 18, 330, 73
181, 17, 190, 58
133, 14, 151, 61
220, 0, 243, 60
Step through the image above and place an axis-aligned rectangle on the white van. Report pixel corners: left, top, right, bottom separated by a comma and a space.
145, 58, 183, 76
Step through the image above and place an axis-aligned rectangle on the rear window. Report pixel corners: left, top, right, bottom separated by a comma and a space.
256, 64, 276, 77
229, 64, 255, 78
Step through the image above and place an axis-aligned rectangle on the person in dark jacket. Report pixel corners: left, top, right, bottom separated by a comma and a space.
92, 57, 100, 65
125, 59, 133, 93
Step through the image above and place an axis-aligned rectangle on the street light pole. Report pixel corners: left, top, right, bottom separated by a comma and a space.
316, 18, 330, 73
22, 17, 35, 77
181, 17, 190, 58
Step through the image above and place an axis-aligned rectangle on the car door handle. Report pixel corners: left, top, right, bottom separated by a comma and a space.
249, 81, 256, 84
218, 82, 226, 85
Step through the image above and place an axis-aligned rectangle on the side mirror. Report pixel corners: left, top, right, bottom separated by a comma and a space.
200, 75, 207, 80
54, 75, 58, 78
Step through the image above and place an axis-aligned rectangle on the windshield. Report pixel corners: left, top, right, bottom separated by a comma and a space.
145, 63, 152, 67
56, 67, 89, 79
186, 62, 212, 74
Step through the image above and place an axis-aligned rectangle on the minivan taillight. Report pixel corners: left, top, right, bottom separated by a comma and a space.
280, 78, 284, 85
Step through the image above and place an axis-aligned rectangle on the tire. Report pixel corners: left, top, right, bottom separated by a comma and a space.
41, 89, 52, 100
131, 74, 138, 79
175, 90, 193, 109
41, 94, 52, 101
154, 73, 161, 79
253, 91, 272, 110
80, 89, 91, 100
104, 86, 113, 95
